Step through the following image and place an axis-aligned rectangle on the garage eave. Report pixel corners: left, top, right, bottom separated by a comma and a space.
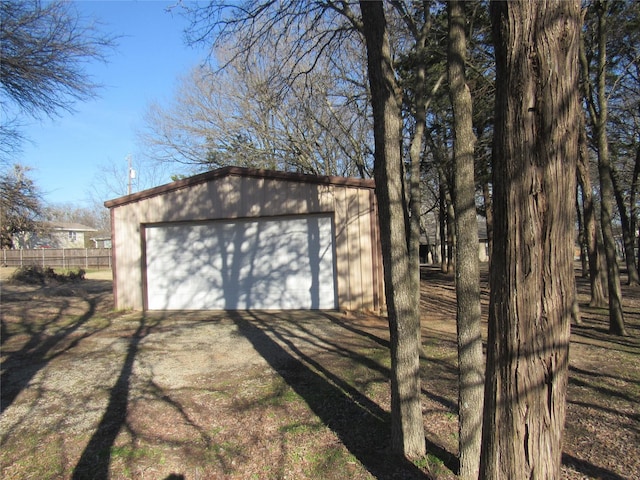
104, 166, 375, 209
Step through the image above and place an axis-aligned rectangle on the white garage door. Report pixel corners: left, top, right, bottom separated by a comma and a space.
145, 215, 337, 310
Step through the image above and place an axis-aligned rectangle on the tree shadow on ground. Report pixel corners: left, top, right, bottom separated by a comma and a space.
71, 315, 157, 480
323, 311, 461, 476
425, 437, 459, 475
0, 280, 112, 413
229, 311, 430, 480
562, 453, 628, 480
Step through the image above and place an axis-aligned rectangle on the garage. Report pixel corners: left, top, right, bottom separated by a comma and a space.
105, 166, 383, 312
145, 215, 336, 310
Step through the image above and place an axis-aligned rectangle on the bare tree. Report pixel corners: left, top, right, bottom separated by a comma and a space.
0, 164, 42, 248
447, 1, 483, 477
359, 0, 426, 459
576, 110, 608, 307
601, 0, 640, 285
611, 162, 639, 285
140, 55, 373, 177
481, 1, 580, 478
0, 0, 115, 134
43, 203, 109, 233
580, 0, 627, 335
89, 154, 174, 202
0, 118, 26, 166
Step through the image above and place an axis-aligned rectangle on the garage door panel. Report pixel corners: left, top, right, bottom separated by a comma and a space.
145, 215, 336, 310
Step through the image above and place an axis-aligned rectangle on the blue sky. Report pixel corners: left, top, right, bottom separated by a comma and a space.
17, 0, 207, 208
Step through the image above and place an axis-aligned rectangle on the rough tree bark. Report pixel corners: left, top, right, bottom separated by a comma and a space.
447, 1, 484, 478
404, 2, 430, 354
359, 0, 426, 459
610, 165, 640, 285
633, 144, 640, 276
438, 170, 449, 272
580, 0, 626, 335
576, 196, 587, 276
481, 1, 580, 478
576, 111, 607, 307
593, 1, 626, 335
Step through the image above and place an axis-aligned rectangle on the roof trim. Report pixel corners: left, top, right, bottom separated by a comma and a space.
41, 221, 98, 232
104, 166, 375, 209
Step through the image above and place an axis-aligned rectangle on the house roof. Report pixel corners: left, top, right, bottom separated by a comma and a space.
104, 166, 375, 209
45, 222, 98, 232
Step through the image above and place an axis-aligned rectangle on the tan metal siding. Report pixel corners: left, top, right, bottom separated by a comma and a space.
109, 171, 381, 312
112, 206, 144, 309
357, 189, 374, 309
335, 186, 349, 305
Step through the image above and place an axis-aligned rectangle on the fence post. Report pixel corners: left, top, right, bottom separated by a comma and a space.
86, 248, 89, 268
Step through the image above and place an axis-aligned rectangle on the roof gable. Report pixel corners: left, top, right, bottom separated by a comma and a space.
104, 166, 375, 209
44, 222, 97, 232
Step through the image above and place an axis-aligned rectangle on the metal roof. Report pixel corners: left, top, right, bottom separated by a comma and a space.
104, 166, 375, 209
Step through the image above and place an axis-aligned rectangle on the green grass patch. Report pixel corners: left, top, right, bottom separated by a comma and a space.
305, 446, 358, 479
108, 444, 164, 478
110, 444, 152, 461
279, 421, 324, 435
249, 377, 303, 407
341, 347, 390, 394
420, 453, 447, 475
3, 433, 64, 480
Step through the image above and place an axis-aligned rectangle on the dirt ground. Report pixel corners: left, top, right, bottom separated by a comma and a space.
0, 266, 638, 479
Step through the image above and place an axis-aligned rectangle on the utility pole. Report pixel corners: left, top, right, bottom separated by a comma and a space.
127, 154, 136, 195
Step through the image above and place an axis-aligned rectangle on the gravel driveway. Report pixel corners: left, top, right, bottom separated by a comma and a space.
1, 273, 412, 479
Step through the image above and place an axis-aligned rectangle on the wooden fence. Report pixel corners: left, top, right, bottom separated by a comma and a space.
2, 248, 112, 269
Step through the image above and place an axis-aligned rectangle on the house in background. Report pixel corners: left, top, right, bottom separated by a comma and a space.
13, 222, 98, 249
420, 212, 489, 264
89, 233, 112, 249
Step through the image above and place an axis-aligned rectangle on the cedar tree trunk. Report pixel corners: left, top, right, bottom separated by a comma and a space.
359, 0, 426, 459
610, 166, 640, 285
576, 111, 607, 307
447, 1, 484, 478
592, 1, 626, 335
481, 1, 580, 478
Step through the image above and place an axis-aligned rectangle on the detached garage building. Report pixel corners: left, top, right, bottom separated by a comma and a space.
105, 166, 384, 312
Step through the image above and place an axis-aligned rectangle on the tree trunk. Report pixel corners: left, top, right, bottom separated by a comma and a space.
632, 144, 640, 277
447, 2, 484, 478
359, 0, 426, 459
480, 158, 493, 266
481, 2, 579, 478
610, 165, 640, 285
407, 5, 429, 329
576, 195, 588, 277
447, 195, 456, 271
439, 175, 448, 273
629, 144, 640, 277
592, 1, 626, 335
576, 116, 607, 307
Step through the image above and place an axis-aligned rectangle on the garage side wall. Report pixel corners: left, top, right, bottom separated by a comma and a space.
110, 174, 382, 311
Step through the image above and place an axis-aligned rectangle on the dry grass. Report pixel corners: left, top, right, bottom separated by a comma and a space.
1, 266, 638, 479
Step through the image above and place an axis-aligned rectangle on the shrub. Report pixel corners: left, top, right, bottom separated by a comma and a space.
10, 265, 86, 284
10, 265, 46, 284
